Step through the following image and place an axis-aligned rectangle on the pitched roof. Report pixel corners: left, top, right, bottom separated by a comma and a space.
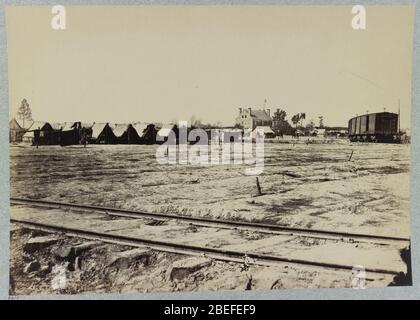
80, 122, 94, 129
253, 126, 274, 134
157, 128, 173, 138
27, 121, 47, 131
49, 122, 95, 131
132, 122, 148, 137
154, 122, 165, 130
9, 118, 22, 130
157, 124, 176, 138
113, 124, 130, 138
49, 122, 63, 130
61, 122, 77, 131
91, 123, 108, 139
13, 119, 34, 130
250, 109, 271, 122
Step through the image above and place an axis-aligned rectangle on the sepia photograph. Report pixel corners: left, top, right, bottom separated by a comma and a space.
6, 5, 414, 296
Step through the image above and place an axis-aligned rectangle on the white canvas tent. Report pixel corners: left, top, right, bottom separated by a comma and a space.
113, 124, 130, 138
156, 124, 176, 140
91, 123, 108, 140
132, 122, 148, 138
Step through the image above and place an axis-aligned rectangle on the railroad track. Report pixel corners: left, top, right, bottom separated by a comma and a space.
11, 217, 402, 276
10, 197, 410, 245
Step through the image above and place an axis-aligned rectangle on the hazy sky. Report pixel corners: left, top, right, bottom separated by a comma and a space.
6, 5, 414, 128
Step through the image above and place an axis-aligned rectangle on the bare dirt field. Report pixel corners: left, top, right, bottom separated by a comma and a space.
9, 140, 411, 295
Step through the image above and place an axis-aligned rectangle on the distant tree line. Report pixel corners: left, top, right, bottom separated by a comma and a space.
272, 109, 325, 136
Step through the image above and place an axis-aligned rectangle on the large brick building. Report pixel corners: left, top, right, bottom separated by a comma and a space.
235, 107, 272, 130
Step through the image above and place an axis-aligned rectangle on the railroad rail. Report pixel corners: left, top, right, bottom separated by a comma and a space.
11, 217, 402, 276
10, 197, 410, 245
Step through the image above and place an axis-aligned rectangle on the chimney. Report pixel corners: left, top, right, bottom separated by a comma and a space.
267, 108, 270, 117
248, 107, 252, 114
238, 107, 242, 113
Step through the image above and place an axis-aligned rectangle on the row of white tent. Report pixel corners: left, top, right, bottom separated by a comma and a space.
21, 120, 276, 143
21, 121, 175, 142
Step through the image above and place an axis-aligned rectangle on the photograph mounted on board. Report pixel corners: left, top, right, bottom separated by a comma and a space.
6, 5, 413, 295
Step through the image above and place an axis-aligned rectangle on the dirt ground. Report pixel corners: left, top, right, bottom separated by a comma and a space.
10, 224, 397, 296
9, 140, 411, 295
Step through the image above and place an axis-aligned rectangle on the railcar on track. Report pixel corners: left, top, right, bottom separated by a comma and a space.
348, 112, 400, 143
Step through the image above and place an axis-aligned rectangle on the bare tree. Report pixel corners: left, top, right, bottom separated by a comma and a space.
17, 99, 33, 129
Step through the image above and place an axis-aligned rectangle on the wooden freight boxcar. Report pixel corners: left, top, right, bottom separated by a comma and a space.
348, 112, 400, 143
